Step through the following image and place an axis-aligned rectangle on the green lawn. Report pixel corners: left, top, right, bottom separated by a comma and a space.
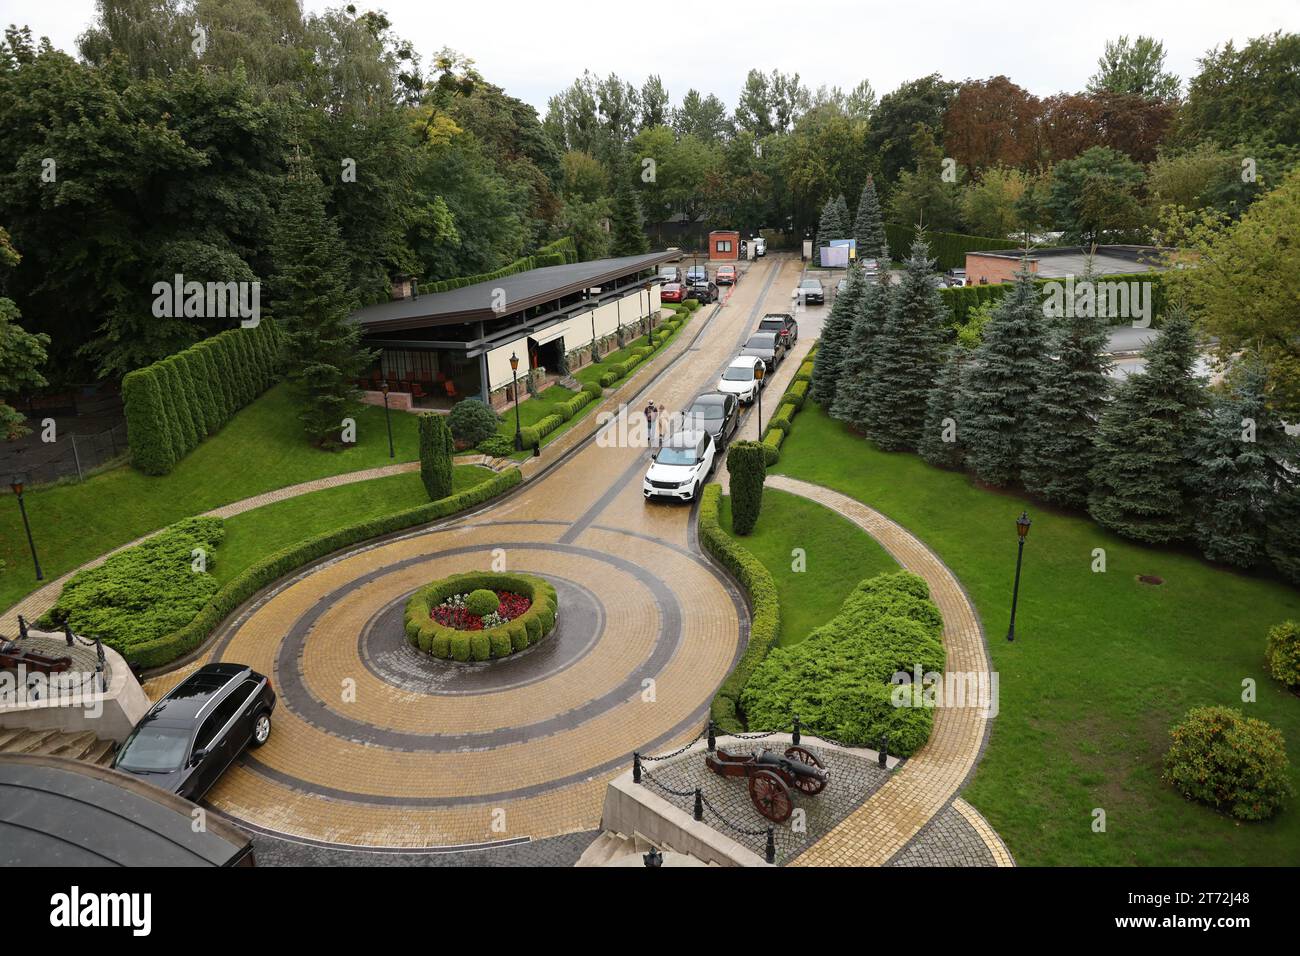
774, 401, 1300, 866
1, 384, 422, 611
719, 488, 897, 647
494, 312, 694, 460
215, 465, 494, 586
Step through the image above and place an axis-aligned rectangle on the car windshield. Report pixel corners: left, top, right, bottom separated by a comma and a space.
758, 319, 783, 330
655, 445, 699, 466
116, 725, 191, 773
799, 280, 820, 289
723, 365, 755, 382
746, 334, 776, 349
688, 403, 724, 420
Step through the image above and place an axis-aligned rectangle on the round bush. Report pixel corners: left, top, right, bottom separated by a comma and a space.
447, 398, 500, 446
470, 633, 491, 661
509, 621, 529, 652
1265, 620, 1300, 687
466, 589, 500, 617
450, 632, 471, 662
1163, 705, 1293, 821
489, 631, 512, 658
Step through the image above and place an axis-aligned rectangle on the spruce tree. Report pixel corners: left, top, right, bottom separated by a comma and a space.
1020, 263, 1113, 507
1266, 479, 1300, 586
270, 160, 375, 448
831, 276, 890, 427
853, 175, 890, 266
814, 196, 848, 267
809, 264, 865, 409
1088, 312, 1203, 544
918, 346, 968, 470
958, 262, 1047, 487
1188, 363, 1294, 568
609, 158, 650, 257
861, 237, 946, 451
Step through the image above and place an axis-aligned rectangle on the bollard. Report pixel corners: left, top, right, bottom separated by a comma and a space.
707, 721, 716, 753
693, 788, 703, 821
17, 614, 28, 640
64, 623, 74, 647
632, 752, 642, 784
792, 715, 801, 746
765, 827, 776, 864
878, 734, 889, 768
532, 443, 540, 458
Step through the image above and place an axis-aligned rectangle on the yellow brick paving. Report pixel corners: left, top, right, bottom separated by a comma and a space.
765, 476, 996, 868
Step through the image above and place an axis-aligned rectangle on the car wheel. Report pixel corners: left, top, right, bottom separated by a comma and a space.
251, 711, 272, 747
691, 481, 701, 502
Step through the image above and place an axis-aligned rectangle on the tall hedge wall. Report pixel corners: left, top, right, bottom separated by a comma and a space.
123, 319, 285, 475
939, 271, 1168, 328
884, 223, 1021, 270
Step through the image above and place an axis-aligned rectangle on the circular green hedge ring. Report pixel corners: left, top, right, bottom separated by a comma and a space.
403, 571, 558, 661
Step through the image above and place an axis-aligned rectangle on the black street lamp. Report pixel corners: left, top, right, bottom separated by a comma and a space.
1006, 511, 1032, 641
590, 312, 601, 363
380, 379, 394, 459
10, 475, 42, 581
753, 361, 766, 437
509, 352, 523, 451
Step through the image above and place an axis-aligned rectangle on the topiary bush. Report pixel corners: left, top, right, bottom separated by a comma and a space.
447, 398, 500, 447
476, 434, 515, 457
418, 412, 455, 501
1163, 705, 1293, 820
465, 588, 500, 617
1265, 620, 1300, 688
760, 429, 783, 465
727, 440, 766, 535
740, 571, 946, 754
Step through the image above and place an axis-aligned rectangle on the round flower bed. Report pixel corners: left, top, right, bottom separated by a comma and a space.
403, 571, 558, 661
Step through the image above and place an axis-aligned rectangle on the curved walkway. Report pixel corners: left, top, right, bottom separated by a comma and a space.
762, 475, 1011, 867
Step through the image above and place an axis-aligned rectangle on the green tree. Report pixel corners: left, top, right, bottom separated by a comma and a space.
609, 157, 649, 256
1087, 35, 1181, 99
673, 89, 731, 143
1046, 146, 1147, 243
727, 440, 767, 535
0, 296, 49, 441
813, 196, 848, 266
961, 167, 1029, 238
269, 161, 375, 448
831, 277, 890, 428
808, 266, 864, 409
889, 125, 965, 231
918, 347, 967, 470
1181, 32, 1300, 150
418, 411, 455, 501
639, 74, 669, 129
1088, 313, 1203, 544
868, 74, 958, 188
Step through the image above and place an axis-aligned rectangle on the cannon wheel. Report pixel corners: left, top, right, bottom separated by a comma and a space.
748, 770, 793, 823
784, 746, 827, 795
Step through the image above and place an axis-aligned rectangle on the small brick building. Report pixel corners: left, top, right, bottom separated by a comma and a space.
709, 230, 740, 261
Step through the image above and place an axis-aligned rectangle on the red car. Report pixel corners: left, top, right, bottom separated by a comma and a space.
716, 265, 738, 285
660, 282, 686, 303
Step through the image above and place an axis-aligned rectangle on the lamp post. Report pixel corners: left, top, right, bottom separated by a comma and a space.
590, 312, 600, 363
1006, 511, 1032, 641
380, 379, 394, 459
509, 352, 523, 451
9, 475, 42, 581
753, 361, 766, 437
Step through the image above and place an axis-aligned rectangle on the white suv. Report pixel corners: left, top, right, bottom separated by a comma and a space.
643, 430, 717, 502
717, 355, 764, 405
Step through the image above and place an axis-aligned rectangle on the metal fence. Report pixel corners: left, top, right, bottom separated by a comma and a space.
0, 422, 128, 486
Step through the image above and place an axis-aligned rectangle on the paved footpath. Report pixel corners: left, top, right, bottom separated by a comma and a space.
137, 257, 810, 851
762, 475, 1010, 867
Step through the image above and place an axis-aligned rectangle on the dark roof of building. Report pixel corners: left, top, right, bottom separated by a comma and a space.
966, 245, 1171, 276
351, 252, 676, 334
0, 754, 253, 866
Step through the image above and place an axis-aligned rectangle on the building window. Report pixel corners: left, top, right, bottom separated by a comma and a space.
717, 240, 732, 253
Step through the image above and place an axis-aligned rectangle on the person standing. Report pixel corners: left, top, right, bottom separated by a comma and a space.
644, 400, 659, 449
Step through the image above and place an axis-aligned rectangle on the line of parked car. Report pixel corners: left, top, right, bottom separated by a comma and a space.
658, 261, 741, 306
643, 304, 798, 504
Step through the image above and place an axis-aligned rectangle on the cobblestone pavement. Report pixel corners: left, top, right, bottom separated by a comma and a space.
886, 799, 1012, 866
763, 476, 1007, 868
249, 825, 598, 867
140, 257, 813, 851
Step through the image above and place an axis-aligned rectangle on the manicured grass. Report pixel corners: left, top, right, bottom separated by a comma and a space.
774, 401, 1300, 866
0, 384, 422, 611
215, 466, 494, 586
719, 488, 897, 647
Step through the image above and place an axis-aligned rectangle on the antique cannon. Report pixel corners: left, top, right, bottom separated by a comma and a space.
0, 636, 72, 676
704, 746, 828, 823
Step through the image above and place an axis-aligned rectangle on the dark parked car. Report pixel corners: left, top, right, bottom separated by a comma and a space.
793, 277, 824, 305
682, 392, 739, 448
757, 313, 798, 346
739, 331, 787, 371
687, 279, 720, 304
113, 663, 275, 802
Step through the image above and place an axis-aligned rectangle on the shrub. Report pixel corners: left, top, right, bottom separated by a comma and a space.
476, 434, 515, 457
418, 413, 455, 501
430, 632, 451, 658
767, 402, 796, 434
1265, 620, 1300, 687
740, 571, 945, 754
582, 381, 603, 401
509, 621, 529, 652
795, 361, 815, 383
466, 589, 500, 616
518, 424, 541, 449
599, 371, 618, 388
698, 484, 779, 731
469, 633, 490, 661
785, 379, 809, 409
122, 368, 176, 476
760, 429, 783, 465
535, 413, 564, 438
489, 631, 512, 658
524, 614, 541, 646
450, 632, 472, 662
1163, 706, 1293, 820
727, 440, 766, 535
448, 398, 500, 446
40, 517, 226, 655
683, 298, 701, 311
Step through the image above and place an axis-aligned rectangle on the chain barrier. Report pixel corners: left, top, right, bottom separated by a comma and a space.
640, 770, 696, 799
637, 724, 707, 762
699, 793, 769, 837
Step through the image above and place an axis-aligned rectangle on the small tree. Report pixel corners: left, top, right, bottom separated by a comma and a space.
727, 440, 767, 535
1163, 706, 1293, 821
809, 264, 866, 409
609, 157, 650, 256
853, 175, 890, 266
831, 277, 890, 428
1088, 312, 1202, 544
918, 347, 967, 470
419, 412, 455, 501
813, 196, 849, 266
447, 398, 500, 447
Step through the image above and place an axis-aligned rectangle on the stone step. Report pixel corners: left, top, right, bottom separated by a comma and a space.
558, 376, 582, 391
83, 738, 118, 767
1, 728, 60, 754
46, 730, 100, 760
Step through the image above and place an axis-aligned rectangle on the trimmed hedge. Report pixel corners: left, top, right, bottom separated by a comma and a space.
123, 320, 283, 475
760, 428, 784, 466
698, 484, 780, 732
785, 379, 810, 410
727, 440, 766, 536
448, 398, 501, 447
403, 571, 558, 660
939, 270, 1169, 329
766, 402, 797, 434
122, 468, 523, 667
1163, 705, 1293, 821
794, 361, 814, 383
418, 412, 454, 501
884, 223, 1019, 270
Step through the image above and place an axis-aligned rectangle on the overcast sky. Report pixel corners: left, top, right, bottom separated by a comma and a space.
4, 0, 1297, 114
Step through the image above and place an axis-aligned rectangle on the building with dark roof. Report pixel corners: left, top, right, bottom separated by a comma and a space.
350, 252, 675, 408
965, 245, 1169, 285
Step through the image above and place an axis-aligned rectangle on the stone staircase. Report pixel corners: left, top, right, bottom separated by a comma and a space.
558, 375, 582, 391
0, 726, 117, 766
575, 830, 716, 867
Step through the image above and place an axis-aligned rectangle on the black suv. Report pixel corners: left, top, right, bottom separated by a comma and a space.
682, 392, 739, 448
113, 663, 276, 802
686, 277, 720, 304
757, 313, 798, 347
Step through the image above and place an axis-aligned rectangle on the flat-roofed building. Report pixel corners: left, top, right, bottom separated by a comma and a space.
965, 245, 1169, 285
